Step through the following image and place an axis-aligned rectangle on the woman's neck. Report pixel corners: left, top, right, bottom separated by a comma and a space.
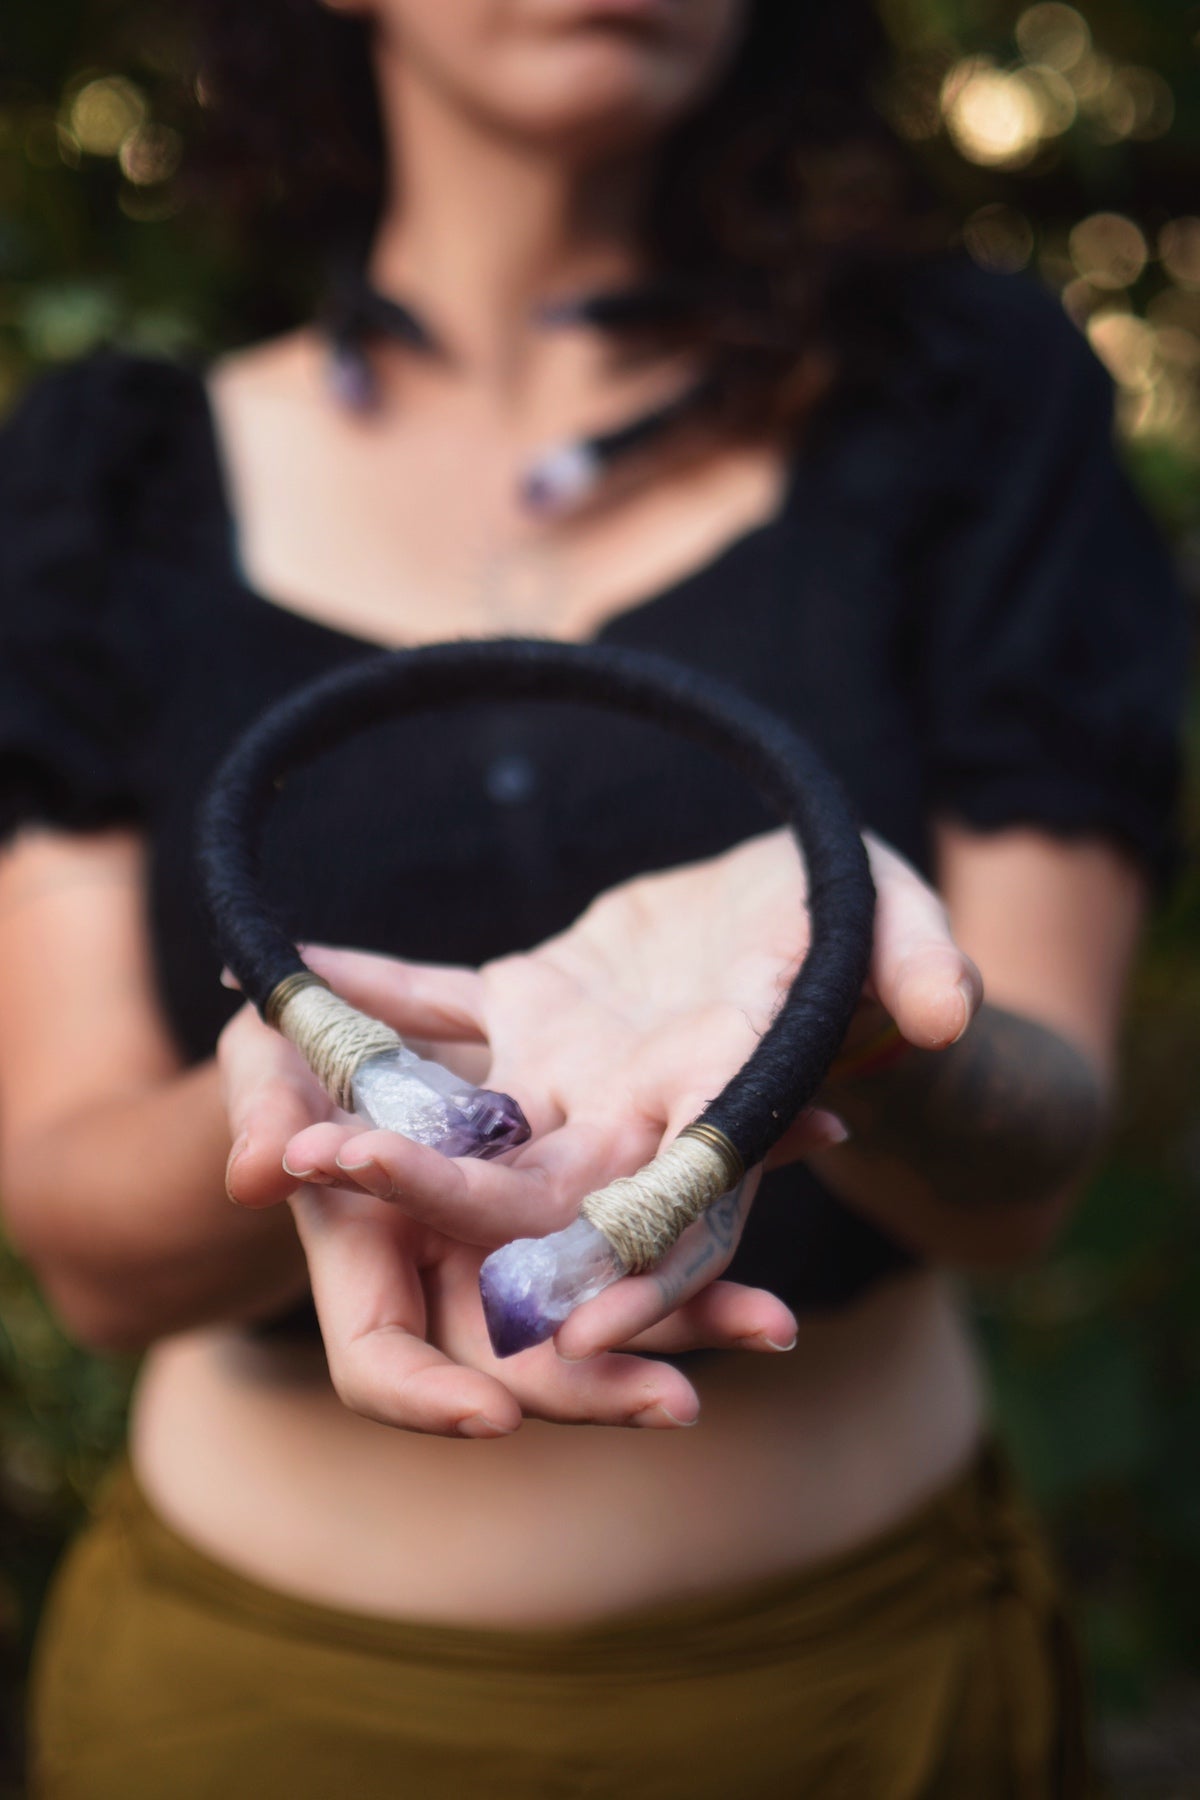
369, 40, 651, 382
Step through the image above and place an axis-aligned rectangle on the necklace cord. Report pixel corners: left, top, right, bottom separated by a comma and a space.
321, 269, 719, 514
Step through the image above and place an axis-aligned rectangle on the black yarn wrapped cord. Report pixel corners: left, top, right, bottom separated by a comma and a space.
198, 639, 874, 1171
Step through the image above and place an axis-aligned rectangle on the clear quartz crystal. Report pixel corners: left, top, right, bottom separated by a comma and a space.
480, 1217, 626, 1358
351, 1048, 530, 1161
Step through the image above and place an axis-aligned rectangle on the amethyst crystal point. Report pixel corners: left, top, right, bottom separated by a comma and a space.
351, 1049, 529, 1161
519, 442, 601, 516
480, 1217, 625, 1357
326, 342, 378, 412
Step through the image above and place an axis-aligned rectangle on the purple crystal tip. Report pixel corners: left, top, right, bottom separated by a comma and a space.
326, 344, 379, 412
518, 443, 600, 518
517, 469, 559, 517
480, 1266, 556, 1359
442, 1089, 530, 1161
479, 1217, 623, 1358
352, 1051, 530, 1163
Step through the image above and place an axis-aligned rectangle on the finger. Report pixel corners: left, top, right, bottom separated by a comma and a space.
432, 1254, 701, 1428
764, 1106, 852, 1170
301, 945, 489, 1043
227, 1072, 333, 1207
290, 1187, 522, 1437
621, 1281, 797, 1354
488, 1343, 701, 1427
283, 1106, 663, 1244
220, 1011, 333, 1207
507, 1114, 661, 1202
282, 1120, 581, 1244
553, 1169, 762, 1361
865, 836, 984, 1049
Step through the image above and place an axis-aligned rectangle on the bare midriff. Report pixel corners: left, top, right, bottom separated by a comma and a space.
130, 1269, 983, 1628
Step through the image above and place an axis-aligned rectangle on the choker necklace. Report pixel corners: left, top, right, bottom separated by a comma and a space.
321, 267, 715, 519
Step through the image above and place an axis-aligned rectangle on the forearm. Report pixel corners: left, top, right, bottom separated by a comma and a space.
2, 1060, 307, 1352
809, 1003, 1107, 1268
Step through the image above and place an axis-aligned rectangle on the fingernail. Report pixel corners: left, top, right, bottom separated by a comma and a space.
335, 1156, 393, 1198
812, 1112, 851, 1148
737, 1332, 798, 1353
281, 1154, 318, 1181
952, 979, 975, 1043
457, 1415, 516, 1439
630, 1403, 697, 1429
225, 1135, 250, 1203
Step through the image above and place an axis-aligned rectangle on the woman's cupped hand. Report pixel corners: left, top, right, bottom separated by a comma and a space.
220, 830, 981, 1437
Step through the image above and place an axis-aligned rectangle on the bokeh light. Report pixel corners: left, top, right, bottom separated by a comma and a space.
1117, 66, 1175, 141
1065, 49, 1115, 104
886, 53, 953, 143
1087, 312, 1159, 391
1148, 287, 1200, 333
963, 203, 1035, 273
1014, 4, 1091, 73
1019, 64, 1078, 136
1089, 65, 1176, 144
55, 124, 81, 169
117, 122, 181, 188
940, 58, 1042, 168
1118, 371, 1190, 441
1068, 213, 1148, 290
118, 185, 181, 224
1060, 278, 1129, 328
1154, 326, 1200, 372
925, 1, 1196, 460
68, 76, 146, 158
1160, 218, 1200, 289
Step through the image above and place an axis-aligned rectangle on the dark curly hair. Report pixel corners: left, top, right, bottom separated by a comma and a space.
186, 0, 942, 431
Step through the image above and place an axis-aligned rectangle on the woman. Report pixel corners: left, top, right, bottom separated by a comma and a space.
0, 0, 1183, 1793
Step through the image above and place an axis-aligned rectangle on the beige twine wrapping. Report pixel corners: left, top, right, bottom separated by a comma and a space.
273, 980, 403, 1113
270, 974, 743, 1270
580, 1133, 742, 1273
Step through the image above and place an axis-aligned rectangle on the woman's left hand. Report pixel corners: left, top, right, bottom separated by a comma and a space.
265, 829, 980, 1381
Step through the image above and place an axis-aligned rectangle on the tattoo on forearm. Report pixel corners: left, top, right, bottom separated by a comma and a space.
823, 1005, 1105, 1210
653, 1176, 750, 1307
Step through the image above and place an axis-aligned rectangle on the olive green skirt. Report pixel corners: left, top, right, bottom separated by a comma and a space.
29, 1442, 1089, 1799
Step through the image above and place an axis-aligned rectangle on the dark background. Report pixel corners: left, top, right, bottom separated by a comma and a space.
1, 1, 1198, 1792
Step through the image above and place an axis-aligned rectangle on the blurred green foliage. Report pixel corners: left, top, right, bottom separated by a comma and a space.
1, 0, 1198, 1790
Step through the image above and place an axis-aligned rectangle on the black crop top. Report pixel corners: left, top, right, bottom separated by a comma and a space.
0, 261, 1186, 1321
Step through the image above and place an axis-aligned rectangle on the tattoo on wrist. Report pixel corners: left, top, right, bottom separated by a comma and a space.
653, 1176, 750, 1307
822, 1005, 1105, 1209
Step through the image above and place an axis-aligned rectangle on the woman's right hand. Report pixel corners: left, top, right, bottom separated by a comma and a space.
219, 997, 792, 1437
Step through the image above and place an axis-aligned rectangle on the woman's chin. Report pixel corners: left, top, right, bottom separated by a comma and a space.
485, 75, 704, 157
458, 30, 717, 154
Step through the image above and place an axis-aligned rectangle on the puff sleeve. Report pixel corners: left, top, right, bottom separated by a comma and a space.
910, 273, 1189, 881
0, 356, 153, 842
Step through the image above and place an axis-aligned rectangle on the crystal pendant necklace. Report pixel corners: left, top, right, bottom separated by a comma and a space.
321, 266, 715, 521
